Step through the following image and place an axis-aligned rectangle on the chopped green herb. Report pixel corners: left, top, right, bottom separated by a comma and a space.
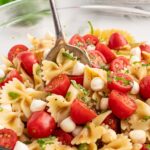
107, 71, 111, 82
124, 69, 129, 74
65, 91, 71, 98
143, 116, 150, 120
23, 141, 32, 144
36, 66, 41, 75
142, 64, 150, 67
0, 107, 3, 112
101, 65, 109, 71
146, 144, 150, 149
62, 52, 75, 60
78, 143, 89, 150
88, 21, 94, 35
37, 136, 56, 150
0, 77, 5, 83
115, 76, 130, 86
8, 92, 20, 100
133, 61, 141, 65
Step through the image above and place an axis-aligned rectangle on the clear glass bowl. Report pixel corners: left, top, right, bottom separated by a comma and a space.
0, 0, 150, 56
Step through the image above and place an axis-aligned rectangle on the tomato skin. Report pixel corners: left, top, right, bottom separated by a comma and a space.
96, 43, 116, 63
107, 73, 133, 93
71, 99, 97, 125
17, 51, 38, 75
0, 128, 18, 150
103, 113, 120, 133
109, 90, 137, 119
8, 44, 28, 62
83, 34, 99, 45
53, 129, 73, 145
88, 50, 106, 68
69, 34, 87, 50
140, 44, 150, 53
110, 56, 129, 72
27, 111, 56, 138
69, 75, 84, 85
108, 32, 128, 50
0, 69, 22, 87
45, 74, 70, 97
140, 76, 150, 100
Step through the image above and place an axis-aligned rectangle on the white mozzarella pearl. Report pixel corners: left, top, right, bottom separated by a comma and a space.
60, 117, 76, 133
72, 126, 83, 137
14, 141, 29, 150
129, 130, 146, 144
0, 69, 5, 78
72, 62, 85, 75
30, 99, 47, 112
131, 47, 141, 59
130, 56, 140, 64
130, 81, 139, 95
91, 77, 105, 91
87, 45, 95, 51
100, 98, 109, 110
1, 104, 12, 111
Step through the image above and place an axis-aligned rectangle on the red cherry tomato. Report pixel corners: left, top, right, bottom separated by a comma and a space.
140, 44, 150, 53
27, 111, 56, 138
0, 128, 18, 150
108, 32, 128, 50
103, 113, 120, 133
17, 51, 38, 75
69, 34, 87, 50
88, 50, 106, 68
69, 75, 84, 85
109, 90, 137, 119
71, 99, 97, 125
8, 44, 28, 62
83, 34, 99, 45
141, 144, 150, 150
96, 43, 116, 63
107, 72, 133, 93
140, 75, 150, 100
45, 74, 70, 97
0, 69, 22, 87
110, 56, 129, 72
53, 129, 73, 145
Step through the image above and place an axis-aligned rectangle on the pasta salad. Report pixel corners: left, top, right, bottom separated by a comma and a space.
0, 26, 150, 150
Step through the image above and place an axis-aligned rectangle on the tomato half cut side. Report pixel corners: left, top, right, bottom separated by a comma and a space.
69, 75, 84, 85
53, 128, 73, 145
107, 72, 133, 93
69, 34, 87, 50
110, 56, 129, 72
45, 74, 70, 97
109, 90, 137, 119
96, 43, 116, 63
71, 99, 97, 125
83, 34, 99, 46
140, 44, 150, 53
88, 50, 106, 68
0, 128, 18, 150
8, 44, 28, 62
108, 32, 128, 50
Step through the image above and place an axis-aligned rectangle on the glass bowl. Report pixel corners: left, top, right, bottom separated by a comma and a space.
0, 0, 150, 56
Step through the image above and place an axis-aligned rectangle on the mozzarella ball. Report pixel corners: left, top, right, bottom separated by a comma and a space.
130, 56, 140, 64
130, 81, 140, 95
60, 117, 76, 133
1, 104, 12, 111
0, 69, 5, 78
131, 47, 141, 59
72, 62, 85, 75
100, 98, 109, 110
72, 126, 83, 137
14, 141, 29, 150
87, 45, 95, 51
30, 99, 47, 112
91, 77, 105, 91
129, 130, 146, 144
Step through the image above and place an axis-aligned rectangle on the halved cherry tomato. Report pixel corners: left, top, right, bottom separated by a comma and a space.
83, 34, 99, 45
103, 113, 120, 133
8, 44, 28, 62
140, 44, 150, 53
71, 99, 97, 125
0, 69, 22, 87
140, 75, 150, 100
88, 50, 106, 68
108, 32, 128, 50
110, 56, 129, 72
96, 43, 116, 63
53, 128, 73, 145
69, 75, 84, 85
69, 34, 87, 50
107, 72, 133, 93
27, 111, 56, 138
109, 90, 137, 119
17, 51, 38, 75
0, 128, 18, 150
45, 74, 70, 97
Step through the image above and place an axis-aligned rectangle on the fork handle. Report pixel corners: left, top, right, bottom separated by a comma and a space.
49, 0, 64, 41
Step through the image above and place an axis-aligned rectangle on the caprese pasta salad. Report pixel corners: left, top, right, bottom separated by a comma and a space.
0, 25, 150, 150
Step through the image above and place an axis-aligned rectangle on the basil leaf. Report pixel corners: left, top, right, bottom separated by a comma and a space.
8, 92, 20, 100
62, 52, 75, 60
143, 116, 150, 120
